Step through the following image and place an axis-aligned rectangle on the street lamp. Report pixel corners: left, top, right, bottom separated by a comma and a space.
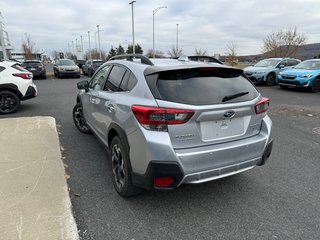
88, 31, 92, 60
153, 6, 167, 58
129, 1, 136, 55
176, 24, 179, 51
97, 25, 102, 59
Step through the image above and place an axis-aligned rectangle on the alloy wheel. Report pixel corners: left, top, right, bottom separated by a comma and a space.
73, 104, 90, 132
111, 144, 126, 190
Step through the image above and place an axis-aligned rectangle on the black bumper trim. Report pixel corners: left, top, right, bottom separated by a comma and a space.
131, 161, 184, 190
21, 86, 37, 100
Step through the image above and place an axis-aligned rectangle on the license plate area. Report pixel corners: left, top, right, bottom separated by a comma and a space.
200, 117, 246, 141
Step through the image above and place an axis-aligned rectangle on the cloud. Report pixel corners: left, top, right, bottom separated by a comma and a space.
1, 0, 320, 57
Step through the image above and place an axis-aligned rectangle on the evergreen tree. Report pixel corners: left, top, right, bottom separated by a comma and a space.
116, 45, 125, 55
107, 47, 116, 60
126, 44, 143, 54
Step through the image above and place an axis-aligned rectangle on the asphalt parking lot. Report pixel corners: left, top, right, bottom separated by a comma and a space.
1, 76, 320, 240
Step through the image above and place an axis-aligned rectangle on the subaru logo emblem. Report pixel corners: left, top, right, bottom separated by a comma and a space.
223, 110, 235, 119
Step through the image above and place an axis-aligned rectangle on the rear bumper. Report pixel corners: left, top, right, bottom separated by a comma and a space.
21, 84, 37, 100
130, 116, 273, 190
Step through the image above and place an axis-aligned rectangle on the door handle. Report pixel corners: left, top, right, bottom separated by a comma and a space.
107, 104, 115, 112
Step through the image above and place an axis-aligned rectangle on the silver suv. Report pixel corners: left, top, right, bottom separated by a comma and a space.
73, 54, 273, 197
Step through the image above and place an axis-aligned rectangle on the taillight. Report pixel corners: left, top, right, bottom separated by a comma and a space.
131, 105, 194, 131
154, 176, 176, 188
255, 97, 269, 114
12, 73, 32, 80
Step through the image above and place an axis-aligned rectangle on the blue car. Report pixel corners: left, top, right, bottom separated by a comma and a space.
244, 58, 300, 86
277, 59, 320, 93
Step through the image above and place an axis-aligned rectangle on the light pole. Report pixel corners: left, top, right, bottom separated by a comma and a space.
80, 35, 83, 58
88, 31, 92, 60
129, 1, 136, 55
153, 6, 167, 58
176, 24, 179, 51
72, 41, 74, 56
97, 25, 102, 59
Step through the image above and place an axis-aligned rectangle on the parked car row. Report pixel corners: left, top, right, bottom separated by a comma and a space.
244, 58, 320, 92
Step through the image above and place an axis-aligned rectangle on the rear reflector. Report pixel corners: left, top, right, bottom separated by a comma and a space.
132, 105, 194, 131
154, 176, 176, 188
255, 97, 269, 114
13, 73, 32, 80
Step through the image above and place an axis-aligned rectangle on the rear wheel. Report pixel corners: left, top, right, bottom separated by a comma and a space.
0, 90, 20, 114
110, 136, 141, 197
72, 103, 91, 134
266, 73, 275, 86
311, 79, 320, 93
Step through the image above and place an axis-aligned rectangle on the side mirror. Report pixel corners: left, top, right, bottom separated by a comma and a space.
278, 64, 285, 69
77, 80, 89, 91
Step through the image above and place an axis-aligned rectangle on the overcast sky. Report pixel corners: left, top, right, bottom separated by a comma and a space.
1, 0, 320, 57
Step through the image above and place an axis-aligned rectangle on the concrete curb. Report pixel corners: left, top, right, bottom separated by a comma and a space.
0, 117, 79, 240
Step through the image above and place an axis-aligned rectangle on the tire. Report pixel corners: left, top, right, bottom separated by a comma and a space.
280, 85, 289, 90
311, 79, 320, 93
110, 136, 141, 197
72, 103, 91, 134
266, 73, 275, 86
0, 90, 20, 114
57, 71, 61, 78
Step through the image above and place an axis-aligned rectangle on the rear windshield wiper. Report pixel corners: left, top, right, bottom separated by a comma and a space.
222, 92, 249, 103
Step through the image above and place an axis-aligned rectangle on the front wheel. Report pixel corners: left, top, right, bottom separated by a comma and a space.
72, 103, 91, 134
110, 136, 141, 197
266, 73, 275, 86
0, 90, 20, 114
311, 79, 320, 93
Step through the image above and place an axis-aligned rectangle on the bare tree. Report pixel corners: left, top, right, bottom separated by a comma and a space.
263, 26, 307, 58
51, 50, 60, 60
22, 33, 35, 60
167, 45, 183, 58
225, 42, 238, 66
146, 49, 165, 58
194, 48, 207, 56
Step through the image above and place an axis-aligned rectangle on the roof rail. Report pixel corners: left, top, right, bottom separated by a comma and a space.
110, 54, 154, 66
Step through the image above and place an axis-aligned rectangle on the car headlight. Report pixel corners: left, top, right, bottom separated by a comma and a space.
255, 71, 266, 74
59, 67, 64, 71
299, 74, 313, 78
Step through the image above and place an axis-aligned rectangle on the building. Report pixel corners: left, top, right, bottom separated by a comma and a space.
0, 12, 13, 60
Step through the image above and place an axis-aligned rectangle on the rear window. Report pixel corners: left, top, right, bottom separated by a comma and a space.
155, 68, 259, 105
12, 64, 29, 72
23, 61, 41, 66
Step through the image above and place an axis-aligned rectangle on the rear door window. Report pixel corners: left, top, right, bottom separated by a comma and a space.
105, 65, 127, 92
154, 68, 259, 105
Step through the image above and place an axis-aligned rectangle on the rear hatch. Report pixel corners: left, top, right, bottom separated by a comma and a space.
145, 67, 264, 149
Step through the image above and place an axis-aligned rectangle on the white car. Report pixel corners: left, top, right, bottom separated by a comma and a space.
0, 61, 37, 114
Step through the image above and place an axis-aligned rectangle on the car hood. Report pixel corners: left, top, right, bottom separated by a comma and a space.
244, 66, 271, 73
280, 68, 318, 76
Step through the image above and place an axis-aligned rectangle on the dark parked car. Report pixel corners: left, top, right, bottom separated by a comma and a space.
53, 59, 80, 78
76, 59, 86, 69
187, 56, 223, 64
21, 60, 46, 79
82, 60, 105, 77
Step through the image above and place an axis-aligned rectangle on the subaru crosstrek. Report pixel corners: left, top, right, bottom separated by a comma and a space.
0, 61, 37, 114
244, 58, 300, 86
277, 59, 320, 92
73, 54, 273, 197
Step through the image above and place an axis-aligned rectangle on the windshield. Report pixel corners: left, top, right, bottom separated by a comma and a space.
58, 60, 76, 66
254, 59, 280, 68
294, 60, 320, 70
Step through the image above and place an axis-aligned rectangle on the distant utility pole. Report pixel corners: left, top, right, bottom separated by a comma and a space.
88, 31, 92, 60
97, 25, 101, 59
129, 1, 136, 55
176, 23, 179, 51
